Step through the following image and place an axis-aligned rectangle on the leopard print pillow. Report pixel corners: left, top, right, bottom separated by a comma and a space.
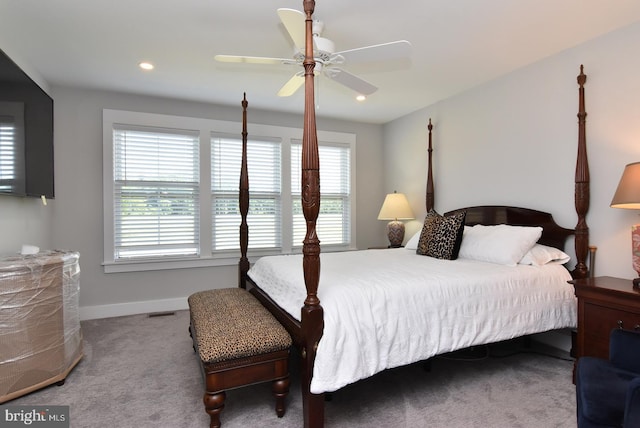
416, 209, 466, 260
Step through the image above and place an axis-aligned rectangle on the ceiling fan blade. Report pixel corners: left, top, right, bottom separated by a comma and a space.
277, 73, 305, 97
334, 40, 412, 64
214, 54, 293, 65
326, 68, 377, 96
277, 8, 306, 51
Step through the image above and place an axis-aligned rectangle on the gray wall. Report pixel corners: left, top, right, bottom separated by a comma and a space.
46, 87, 384, 319
383, 21, 640, 280
0, 196, 53, 253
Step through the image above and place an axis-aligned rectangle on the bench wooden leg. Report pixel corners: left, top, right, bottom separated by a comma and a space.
272, 376, 290, 417
203, 390, 225, 428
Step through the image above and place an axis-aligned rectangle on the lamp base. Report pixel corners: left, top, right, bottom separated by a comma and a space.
386, 220, 405, 248
633, 224, 640, 289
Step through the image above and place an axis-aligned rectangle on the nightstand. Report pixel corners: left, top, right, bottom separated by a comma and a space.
570, 276, 640, 363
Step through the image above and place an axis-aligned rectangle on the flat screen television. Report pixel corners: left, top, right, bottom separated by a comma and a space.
0, 48, 54, 199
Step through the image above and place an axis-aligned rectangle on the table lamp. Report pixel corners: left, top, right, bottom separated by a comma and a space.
377, 191, 414, 248
610, 161, 640, 287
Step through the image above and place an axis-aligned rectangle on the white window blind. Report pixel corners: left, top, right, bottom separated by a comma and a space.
0, 103, 25, 194
291, 141, 351, 247
0, 117, 16, 192
113, 126, 200, 260
104, 109, 355, 272
211, 135, 281, 251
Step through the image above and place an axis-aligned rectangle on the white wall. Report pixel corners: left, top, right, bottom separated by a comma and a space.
383, 21, 640, 280
48, 86, 384, 319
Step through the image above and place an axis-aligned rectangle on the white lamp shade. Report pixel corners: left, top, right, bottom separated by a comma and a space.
611, 162, 640, 209
377, 192, 414, 220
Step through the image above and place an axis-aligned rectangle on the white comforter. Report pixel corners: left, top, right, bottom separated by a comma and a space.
248, 248, 576, 394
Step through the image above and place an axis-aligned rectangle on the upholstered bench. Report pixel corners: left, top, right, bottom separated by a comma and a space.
188, 288, 292, 428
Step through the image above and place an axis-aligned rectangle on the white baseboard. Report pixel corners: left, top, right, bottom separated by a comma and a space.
79, 297, 189, 321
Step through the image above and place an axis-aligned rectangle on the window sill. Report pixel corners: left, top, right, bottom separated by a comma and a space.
103, 245, 356, 273
103, 255, 239, 273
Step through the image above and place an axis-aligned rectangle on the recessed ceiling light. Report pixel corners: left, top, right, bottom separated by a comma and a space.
356, 95, 366, 102
139, 62, 154, 71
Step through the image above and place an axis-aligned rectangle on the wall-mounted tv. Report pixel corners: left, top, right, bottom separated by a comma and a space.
0, 48, 54, 199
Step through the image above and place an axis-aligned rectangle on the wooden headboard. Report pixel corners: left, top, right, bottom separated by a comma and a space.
445, 206, 574, 251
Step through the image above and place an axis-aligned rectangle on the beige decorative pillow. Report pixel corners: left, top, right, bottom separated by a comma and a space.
416, 209, 466, 260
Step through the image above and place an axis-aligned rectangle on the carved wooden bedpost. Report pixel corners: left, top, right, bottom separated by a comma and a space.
239, 94, 250, 289
300, 1, 325, 427
426, 118, 434, 212
573, 65, 590, 279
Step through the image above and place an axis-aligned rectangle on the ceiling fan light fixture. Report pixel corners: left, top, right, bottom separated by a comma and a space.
138, 62, 154, 71
356, 94, 366, 102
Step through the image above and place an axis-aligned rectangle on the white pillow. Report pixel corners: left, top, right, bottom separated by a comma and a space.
518, 244, 570, 266
405, 231, 421, 250
458, 224, 543, 266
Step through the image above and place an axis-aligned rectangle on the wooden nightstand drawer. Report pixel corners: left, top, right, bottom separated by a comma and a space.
583, 302, 640, 358
571, 276, 640, 363
584, 303, 640, 334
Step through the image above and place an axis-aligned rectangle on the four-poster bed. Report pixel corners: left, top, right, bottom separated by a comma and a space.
237, 2, 590, 427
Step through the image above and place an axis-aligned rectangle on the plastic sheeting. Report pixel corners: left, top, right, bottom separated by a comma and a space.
0, 250, 83, 403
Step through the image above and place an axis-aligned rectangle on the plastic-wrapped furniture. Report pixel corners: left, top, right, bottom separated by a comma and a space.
576, 328, 640, 428
0, 250, 83, 403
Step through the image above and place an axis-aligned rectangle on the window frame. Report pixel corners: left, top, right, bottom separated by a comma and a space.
103, 109, 356, 273
112, 124, 201, 261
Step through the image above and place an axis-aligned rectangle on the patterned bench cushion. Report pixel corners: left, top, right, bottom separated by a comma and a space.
188, 288, 291, 364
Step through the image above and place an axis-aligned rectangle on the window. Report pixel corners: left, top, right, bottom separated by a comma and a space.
291, 141, 351, 248
211, 135, 282, 251
112, 126, 200, 260
0, 116, 17, 193
0, 102, 25, 194
103, 109, 355, 273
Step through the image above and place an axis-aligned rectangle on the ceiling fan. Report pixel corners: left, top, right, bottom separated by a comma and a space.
214, 8, 411, 98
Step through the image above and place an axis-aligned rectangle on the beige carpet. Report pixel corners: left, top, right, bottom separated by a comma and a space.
5, 310, 577, 427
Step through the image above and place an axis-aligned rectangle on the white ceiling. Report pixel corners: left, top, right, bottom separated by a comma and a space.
1, 0, 640, 124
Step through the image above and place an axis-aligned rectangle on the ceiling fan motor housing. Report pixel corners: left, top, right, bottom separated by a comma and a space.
293, 35, 334, 64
